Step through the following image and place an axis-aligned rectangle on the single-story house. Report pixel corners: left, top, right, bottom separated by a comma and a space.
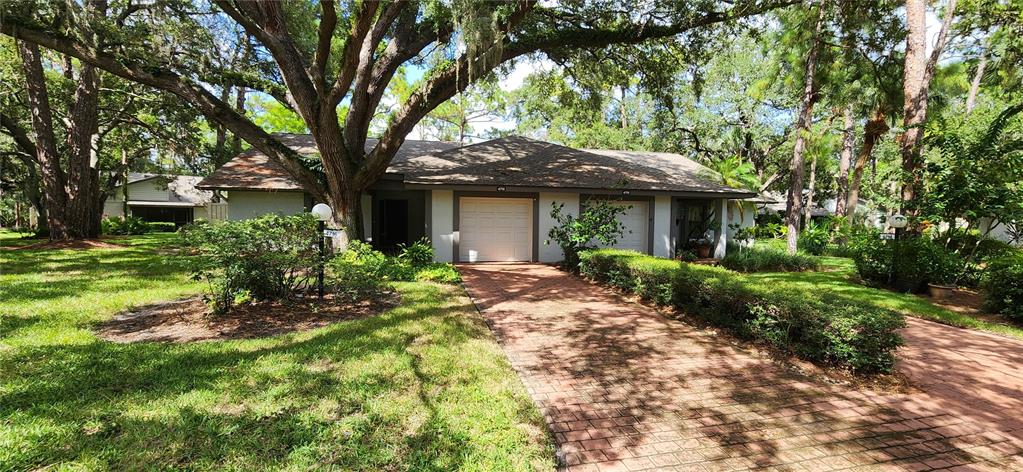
103, 173, 220, 226
197, 134, 756, 262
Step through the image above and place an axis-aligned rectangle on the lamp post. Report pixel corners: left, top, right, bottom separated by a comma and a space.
311, 203, 332, 299
888, 213, 908, 289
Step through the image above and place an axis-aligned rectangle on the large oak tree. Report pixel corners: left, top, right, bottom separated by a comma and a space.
0, 0, 795, 241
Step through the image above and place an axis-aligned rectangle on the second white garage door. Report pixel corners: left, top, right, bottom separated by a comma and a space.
608, 201, 649, 253
459, 197, 533, 262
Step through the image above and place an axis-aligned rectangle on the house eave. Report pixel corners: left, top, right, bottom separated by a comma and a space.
400, 182, 756, 199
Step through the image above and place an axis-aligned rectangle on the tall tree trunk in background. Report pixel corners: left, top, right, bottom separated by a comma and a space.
121, 149, 130, 216
18, 41, 70, 240
231, 86, 246, 156
805, 155, 818, 222
65, 59, 102, 238
966, 52, 987, 114
847, 108, 889, 223
900, 0, 956, 220
835, 105, 854, 217
785, 3, 827, 254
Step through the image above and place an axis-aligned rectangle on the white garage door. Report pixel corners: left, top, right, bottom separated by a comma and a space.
608, 201, 649, 253
459, 197, 533, 262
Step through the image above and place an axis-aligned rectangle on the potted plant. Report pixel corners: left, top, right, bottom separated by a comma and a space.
927, 277, 958, 301
926, 245, 964, 300
693, 238, 713, 258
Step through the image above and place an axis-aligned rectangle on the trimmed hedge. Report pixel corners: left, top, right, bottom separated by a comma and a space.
720, 247, 819, 273
148, 221, 178, 232
579, 249, 905, 374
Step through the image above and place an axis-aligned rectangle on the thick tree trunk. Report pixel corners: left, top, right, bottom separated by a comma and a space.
785, 3, 826, 254
18, 41, 70, 240
835, 105, 854, 217
900, 0, 928, 216
326, 189, 365, 250
66, 61, 103, 239
847, 108, 889, 223
966, 53, 987, 114
900, 0, 956, 220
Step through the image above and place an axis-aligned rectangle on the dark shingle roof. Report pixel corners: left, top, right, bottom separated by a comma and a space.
393, 136, 753, 196
198, 134, 753, 197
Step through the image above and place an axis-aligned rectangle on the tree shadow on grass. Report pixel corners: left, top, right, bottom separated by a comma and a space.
0, 283, 552, 471
460, 264, 1023, 470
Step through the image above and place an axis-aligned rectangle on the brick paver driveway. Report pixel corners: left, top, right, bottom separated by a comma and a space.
459, 264, 1023, 471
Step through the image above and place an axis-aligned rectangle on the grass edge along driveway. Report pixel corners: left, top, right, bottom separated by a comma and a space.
746, 255, 1023, 340
0, 234, 555, 471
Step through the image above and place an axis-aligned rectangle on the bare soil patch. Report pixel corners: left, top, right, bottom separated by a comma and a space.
920, 287, 985, 313
6, 239, 127, 251
96, 293, 400, 343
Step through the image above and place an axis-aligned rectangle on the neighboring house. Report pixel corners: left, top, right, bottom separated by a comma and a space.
198, 134, 756, 262
756, 191, 885, 227
103, 173, 219, 226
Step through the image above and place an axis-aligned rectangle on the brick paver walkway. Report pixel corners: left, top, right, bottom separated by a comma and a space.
459, 264, 1023, 471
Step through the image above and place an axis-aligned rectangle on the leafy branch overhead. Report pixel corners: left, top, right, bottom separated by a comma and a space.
0, 0, 798, 238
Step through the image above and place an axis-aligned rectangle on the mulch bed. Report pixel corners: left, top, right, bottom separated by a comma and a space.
96, 292, 400, 343
5, 239, 127, 251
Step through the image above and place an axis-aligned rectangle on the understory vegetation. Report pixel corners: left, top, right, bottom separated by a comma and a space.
101, 216, 176, 235
578, 249, 904, 374
181, 215, 460, 314
721, 245, 820, 273
0, 234, 552, 471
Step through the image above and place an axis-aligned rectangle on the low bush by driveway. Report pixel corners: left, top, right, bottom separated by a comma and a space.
579, 249, 905, 374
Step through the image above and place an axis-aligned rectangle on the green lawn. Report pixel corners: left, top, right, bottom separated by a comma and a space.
0, 234, 554, 471
745, 244, 1023, 339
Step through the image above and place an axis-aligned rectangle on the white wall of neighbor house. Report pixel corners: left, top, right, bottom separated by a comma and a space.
430, 190, 454, 262
653, 196, 672, 258
538, 192, 579, 262
227, 191, 305, 220
106, 179, 170, 203
102, 201, 124, 218
726, 201, 757, 242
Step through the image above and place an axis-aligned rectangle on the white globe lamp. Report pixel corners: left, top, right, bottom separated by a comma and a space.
311, 203, 333, 222
889, 214, 908, 229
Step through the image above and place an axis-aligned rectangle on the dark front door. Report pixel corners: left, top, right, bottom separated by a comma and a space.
378, 199, 409, 253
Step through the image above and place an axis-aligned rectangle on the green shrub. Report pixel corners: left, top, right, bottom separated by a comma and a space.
983, 252, 1023, 321
546, 199, 630, 269
330, 239, 460, 288
327, 240, 390, 303
720, 247, 819, 273
102, 216, 150, 235
180, 214, 320, 314
147, 221, 178, 233
397, 237, 434, 267
410, 263, 462, 284
850, 229, 892, 284
798, 222, 829, 255
579, 249, 904, 374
